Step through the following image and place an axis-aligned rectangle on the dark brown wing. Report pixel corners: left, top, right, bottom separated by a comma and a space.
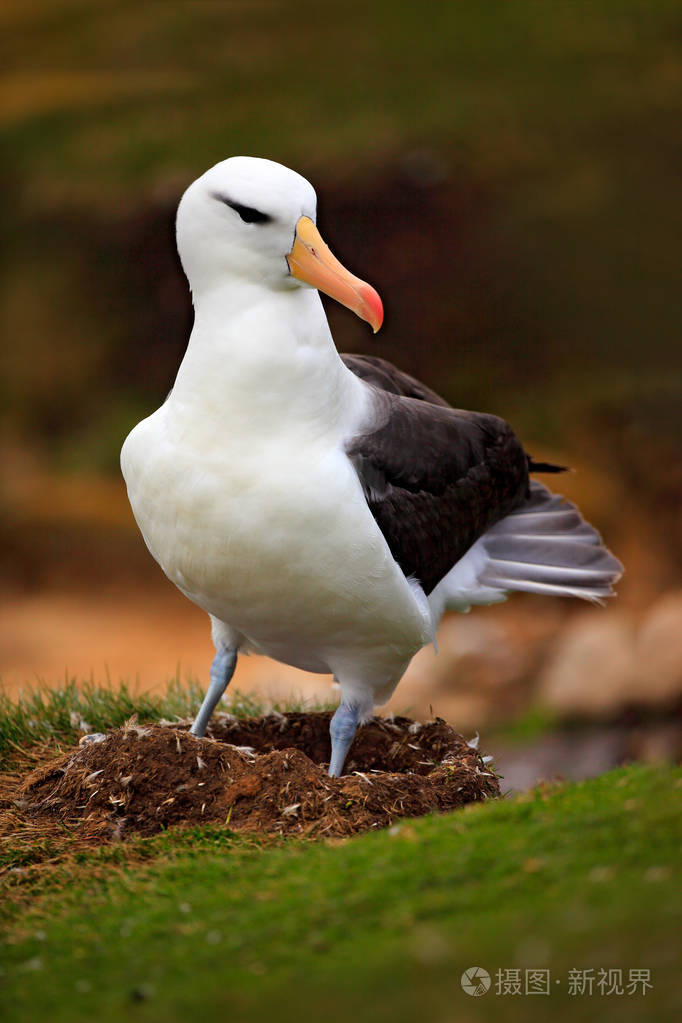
340, 354, 451, 407
344, 365, 530, 594
342, 353, 566, 478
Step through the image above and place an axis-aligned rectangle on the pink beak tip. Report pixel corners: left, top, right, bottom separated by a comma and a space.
363, 286, 384, 333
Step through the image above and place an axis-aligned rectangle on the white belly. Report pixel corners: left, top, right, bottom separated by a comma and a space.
120, 404, 431, 689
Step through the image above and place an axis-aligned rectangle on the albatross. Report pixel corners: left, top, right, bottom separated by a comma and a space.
121, 156, 622, 776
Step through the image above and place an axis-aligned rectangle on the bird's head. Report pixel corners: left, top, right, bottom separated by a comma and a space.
176, 156, 383, 332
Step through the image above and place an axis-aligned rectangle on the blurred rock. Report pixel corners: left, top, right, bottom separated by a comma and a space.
493, 721, 682, 793
389, 613, 530, 729
430, 615, 523, 692
386, 677, 495, 734
493, 729, 627, 792
623, 723, 682, 764
538, 612, 638, 717
634, 590, 682, 706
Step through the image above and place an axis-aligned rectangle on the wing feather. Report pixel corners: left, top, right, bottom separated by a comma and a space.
345, 379, 529, 594
342, 355, 621, 603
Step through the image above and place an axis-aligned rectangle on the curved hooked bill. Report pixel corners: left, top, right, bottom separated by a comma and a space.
286, 216, 384, 333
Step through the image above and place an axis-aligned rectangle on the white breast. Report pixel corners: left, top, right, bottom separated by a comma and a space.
121, 392, 432, 691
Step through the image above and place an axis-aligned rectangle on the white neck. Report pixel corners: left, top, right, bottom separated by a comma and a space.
167, 280, 368, 440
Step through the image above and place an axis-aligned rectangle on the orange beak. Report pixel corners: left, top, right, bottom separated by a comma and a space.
286, 216, 384, 333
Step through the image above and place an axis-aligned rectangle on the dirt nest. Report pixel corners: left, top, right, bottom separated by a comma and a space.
16, 713, 499, 840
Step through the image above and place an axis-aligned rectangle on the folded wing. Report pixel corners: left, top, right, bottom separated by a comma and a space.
345, 378, 530, 595
343, 354, 622, 603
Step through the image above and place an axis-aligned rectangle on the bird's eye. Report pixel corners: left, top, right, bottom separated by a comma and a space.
217, 196, 272, 225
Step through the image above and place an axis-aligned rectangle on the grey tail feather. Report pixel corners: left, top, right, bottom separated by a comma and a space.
478, 480, 623, 604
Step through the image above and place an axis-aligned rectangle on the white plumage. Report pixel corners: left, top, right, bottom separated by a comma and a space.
121, 156, 622, 775
122, 159, 430, 725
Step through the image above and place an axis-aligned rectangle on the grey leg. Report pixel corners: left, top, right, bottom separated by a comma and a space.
329, 701, 361, 777
190, 648, 237, 738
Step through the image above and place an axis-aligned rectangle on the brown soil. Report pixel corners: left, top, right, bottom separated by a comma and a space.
13, 713, 499, 842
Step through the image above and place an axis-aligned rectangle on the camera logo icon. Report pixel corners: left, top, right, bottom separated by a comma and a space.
461, 966, 491, 996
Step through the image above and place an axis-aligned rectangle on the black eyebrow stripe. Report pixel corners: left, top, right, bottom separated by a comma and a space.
213, 194, 272, 224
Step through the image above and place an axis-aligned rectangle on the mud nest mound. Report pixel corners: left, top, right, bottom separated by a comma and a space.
17, 712, 499, 840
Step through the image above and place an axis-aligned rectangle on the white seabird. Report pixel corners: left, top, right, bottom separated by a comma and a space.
121, 156, 622, 776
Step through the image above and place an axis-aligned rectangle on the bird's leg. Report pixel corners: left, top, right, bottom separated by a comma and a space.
329, 701, 361, 778
190, 647, 237, 738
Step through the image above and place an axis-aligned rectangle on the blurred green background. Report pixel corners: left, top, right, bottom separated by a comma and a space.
1, 0, 681, 685
2, 12, 681, 1012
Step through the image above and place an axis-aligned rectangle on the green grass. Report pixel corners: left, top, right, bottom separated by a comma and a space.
0, 679, 330, 766
1, 764, 679, 1022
